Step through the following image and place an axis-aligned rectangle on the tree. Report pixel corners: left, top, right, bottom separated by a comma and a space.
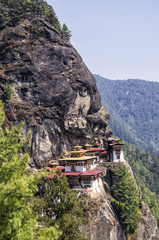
0, 102, 36, 239
38, 170, 87, 240
0, 101, 61, 240
112, 164, 140, 235
61, 24, 72, 41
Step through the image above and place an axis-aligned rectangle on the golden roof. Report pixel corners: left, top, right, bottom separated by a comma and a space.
84, 143, 92, 146
115, 137, 120, 141
70, 150, 86, 154
58, 156, 95, 161
73, 145, 83, 151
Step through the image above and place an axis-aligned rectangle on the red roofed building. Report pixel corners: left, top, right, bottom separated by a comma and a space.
85, 147, 106, 163
80, 169, 103, 190
57, 145, 104, 192
63, 169, 103, 191
80, 169, 103, 176
64, 172, 82, 189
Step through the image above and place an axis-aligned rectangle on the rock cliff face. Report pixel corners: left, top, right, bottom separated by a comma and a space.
81, 179, 126, 240
137, 201, 159, 240
82, 166, 159, 240
0, 17, 111, 166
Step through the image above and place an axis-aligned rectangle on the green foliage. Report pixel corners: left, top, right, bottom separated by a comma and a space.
0, 101, 5, 125
35, 225, 61, 240
0, 102, 62, 239
0, 102, 37, 239
61, 24, 72, 41
112, 164, 140, 234
123, 143, 159, 226
0, 0, 71, 40
38, 171, 87, 240
95, 74, 159, 153
3, 84, 13, 100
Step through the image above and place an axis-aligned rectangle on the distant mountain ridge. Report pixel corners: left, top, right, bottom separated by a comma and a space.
95, 74, 159, 153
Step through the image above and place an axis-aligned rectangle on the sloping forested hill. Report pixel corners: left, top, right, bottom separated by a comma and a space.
95, 74, 159, 153
123, 142, 159, 226
95, 74, 159, 225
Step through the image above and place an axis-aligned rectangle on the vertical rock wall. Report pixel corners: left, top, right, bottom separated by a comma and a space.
0, 17, 112, 166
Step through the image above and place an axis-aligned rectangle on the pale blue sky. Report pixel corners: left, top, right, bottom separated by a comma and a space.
47, 0, 159, 82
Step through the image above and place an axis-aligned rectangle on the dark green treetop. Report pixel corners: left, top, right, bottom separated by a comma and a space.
123, 142, 159, 227
112, 163, 140, 235
61, 24, 72, 41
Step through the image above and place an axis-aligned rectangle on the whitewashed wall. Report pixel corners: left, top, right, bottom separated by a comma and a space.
76, 166, 86, 172
65, 166, 71, 172
113, 150, 125, 162
65, 165, 87, 172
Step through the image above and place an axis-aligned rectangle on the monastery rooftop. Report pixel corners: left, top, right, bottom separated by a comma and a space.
58, 156, 95, 161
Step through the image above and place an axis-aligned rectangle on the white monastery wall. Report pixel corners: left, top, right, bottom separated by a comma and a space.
113, 150, 125, 162
65, 166, 71, 172
76, 166, 86, 172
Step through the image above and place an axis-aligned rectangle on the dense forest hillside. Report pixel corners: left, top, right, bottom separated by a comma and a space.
95, 74, 159, 153
123, 143, 159, 226
95, 74, 159, 226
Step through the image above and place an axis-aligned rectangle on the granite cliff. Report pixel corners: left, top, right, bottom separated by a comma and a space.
0, 17, 111, 166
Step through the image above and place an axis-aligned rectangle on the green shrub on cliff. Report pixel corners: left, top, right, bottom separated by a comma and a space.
112, 164, 140, 235
3, 84, 13, 100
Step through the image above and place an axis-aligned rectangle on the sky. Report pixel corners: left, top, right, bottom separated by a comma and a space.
47, 0, 159, 82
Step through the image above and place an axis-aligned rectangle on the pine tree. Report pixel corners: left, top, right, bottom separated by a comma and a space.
112, 164, 140, 235
61, 24, 72, 41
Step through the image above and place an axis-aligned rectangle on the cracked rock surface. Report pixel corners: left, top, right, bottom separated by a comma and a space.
0, 17, 112, 166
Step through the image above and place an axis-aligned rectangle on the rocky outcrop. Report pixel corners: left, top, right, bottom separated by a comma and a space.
81, 179, 126, 240
0, 17, 112, 166
81, 165, 159, 240
137, 201, 159, 240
